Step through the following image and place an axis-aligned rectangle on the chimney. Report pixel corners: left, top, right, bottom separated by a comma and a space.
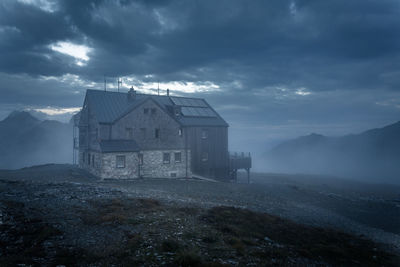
127, 86, 136, 101
167, 89, 169, 96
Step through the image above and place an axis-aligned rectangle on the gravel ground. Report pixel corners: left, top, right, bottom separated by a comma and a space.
99, 172, 400, 254
1, 164, 399, 261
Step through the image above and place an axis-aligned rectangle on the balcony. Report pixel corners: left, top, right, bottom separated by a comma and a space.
229, 152, 251, 182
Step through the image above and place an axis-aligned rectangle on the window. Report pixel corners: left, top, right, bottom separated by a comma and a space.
163, 152, 170, 164
155, 128, 160, 139
201, 152, 208, 162
174, 152, 181, 163
116, 155, 126, 168
83, 152, 85, 163
178, 128, 183, 136
92, 155, 95, 166
151, 108, 156, 115
95, 128, 99, 140
126, 128, 133, 139
138, 153, 143, 165
201, 129, 208, 139
88, 153, 91, 165
144, 108, 149, 114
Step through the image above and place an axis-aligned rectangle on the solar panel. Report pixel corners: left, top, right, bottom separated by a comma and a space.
181, 107, 216, 117
194, 99, 207, 107
170, 97, 208, 107
188, 99, 198, 106
170, 97, 182, 106
182, 98, 192, 106
181, 107, 193, 116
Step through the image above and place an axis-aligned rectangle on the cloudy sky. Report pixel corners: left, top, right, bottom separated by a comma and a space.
1, 0, 400, 158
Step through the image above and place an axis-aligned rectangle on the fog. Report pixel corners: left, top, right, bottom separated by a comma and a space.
1, 110, 399, 186
260, 124, 400, 185
0, 111, 73, 169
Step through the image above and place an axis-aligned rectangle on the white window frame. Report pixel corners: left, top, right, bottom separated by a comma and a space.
116, 155, 126, 168
163, 152, 170, 164
174, 152, 182, 163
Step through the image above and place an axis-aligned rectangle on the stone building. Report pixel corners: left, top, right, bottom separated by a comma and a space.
78, 88, 230, 180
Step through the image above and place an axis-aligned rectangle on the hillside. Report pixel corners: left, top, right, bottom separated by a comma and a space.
0, 111, 73, 169
0, 165, 399, 266
266, 121, 400, 183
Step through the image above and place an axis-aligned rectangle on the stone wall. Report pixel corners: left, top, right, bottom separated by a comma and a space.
141, 149, 191, 178
79, 148, 190, 179
79, 150, 103, 177
100, 152, 139, 179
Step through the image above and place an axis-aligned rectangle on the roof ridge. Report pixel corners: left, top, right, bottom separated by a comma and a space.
87, 88, 206, 100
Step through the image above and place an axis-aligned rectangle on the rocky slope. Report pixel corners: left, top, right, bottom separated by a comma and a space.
0, 165, 399, 266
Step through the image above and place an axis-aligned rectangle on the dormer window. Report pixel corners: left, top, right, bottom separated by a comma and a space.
155, 128, 160, 139
144, 108, 149, 114
151, 108, 156, 115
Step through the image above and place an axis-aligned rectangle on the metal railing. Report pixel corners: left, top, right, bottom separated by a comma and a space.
229, 152, 252, 170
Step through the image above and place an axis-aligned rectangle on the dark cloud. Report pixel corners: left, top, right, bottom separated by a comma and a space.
2, 0, 400, 87
0, 0, 400, 160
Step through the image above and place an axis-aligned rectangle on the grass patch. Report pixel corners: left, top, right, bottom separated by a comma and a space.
203, 206, 398, 266
80, 197, 163, 225
162, 239, 181, 252
174, 249, 203, 267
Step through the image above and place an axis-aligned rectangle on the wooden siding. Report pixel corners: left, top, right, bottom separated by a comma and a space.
111, 99, 185, 150
186, 126, 229, 180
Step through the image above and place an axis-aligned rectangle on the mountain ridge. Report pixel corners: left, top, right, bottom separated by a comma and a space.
266, 120, 400, 184
0, 111, 73, 169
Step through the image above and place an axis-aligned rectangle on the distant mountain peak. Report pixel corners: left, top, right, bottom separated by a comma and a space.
307, 133, 324, 138
3, 110, 40, 123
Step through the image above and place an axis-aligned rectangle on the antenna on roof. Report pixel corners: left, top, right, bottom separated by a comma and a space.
104, 75, 107, 91
117, 77, 122, 92
158, 80, 160, 96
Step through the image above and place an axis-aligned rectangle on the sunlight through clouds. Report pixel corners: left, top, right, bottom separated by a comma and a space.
50, 42, 92, 66
32, 107, 81, 116
17, 0, 57, 13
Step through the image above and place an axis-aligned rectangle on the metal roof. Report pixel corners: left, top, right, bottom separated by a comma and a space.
85, 89, 228, 127
99, 139, 140, 152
